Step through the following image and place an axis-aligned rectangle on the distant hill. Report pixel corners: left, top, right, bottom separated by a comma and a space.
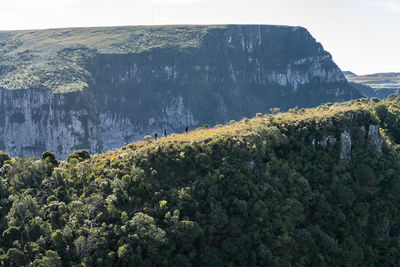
345, 72, 400, 98
2, 97, 400, 266
343, 71, 356, 76
0, 25, 361, 158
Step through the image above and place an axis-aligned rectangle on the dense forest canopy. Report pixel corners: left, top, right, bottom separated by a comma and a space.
1, 97, 400, 266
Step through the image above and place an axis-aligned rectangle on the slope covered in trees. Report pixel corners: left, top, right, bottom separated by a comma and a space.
1, 97, 400, 266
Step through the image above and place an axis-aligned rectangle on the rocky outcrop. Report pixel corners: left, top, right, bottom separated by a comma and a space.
340, 131, 352, 160
338, 124, 383, 160
368, 125, 383, 153
312, 117, 383, 161
0, 25, 362, 158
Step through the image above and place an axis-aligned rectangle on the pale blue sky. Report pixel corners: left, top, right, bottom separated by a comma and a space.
0, 0, 399, 74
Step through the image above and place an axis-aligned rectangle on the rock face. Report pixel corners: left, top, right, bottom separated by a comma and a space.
338, 124, 383, 160
311, 109, 383, 161
368, 124, 383, 153
0, 89, 100, 157
340, 131, 352, 160
0, 25, 362, 158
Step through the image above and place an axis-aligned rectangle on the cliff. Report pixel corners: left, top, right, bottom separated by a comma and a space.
2, 98, 400, 266
0, 25, 362, 158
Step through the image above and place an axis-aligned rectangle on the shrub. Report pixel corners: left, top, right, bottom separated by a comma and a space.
288, 106, 299, 114
41, 151, 59, 166
0, 152, 11, 167
67, 150, 91, 162
269, 107, 280, 114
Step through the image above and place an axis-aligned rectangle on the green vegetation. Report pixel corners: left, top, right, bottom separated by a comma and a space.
0, 151, 11, 166
41, 151, 59, 167
66, 150, 91, 163
0, 26, 223, 93
2, 97, 400, 266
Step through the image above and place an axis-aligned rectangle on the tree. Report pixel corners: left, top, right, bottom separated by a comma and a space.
24, 242, 39, 262
0, 152, 11, 167
269, 107, 280, 115
51, 229, 65, 249
67, 150, 91, 163
74, 235, 95, 261
128, 212, 168, 264
8, 195, 39, 230
41, 151, 59, 166
117, 244, 134, 266
31, 250, 62, 267
4, 248, 25, 267
1, 226, 21, 248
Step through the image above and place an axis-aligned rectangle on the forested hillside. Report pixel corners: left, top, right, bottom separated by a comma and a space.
2, 97, 400, 266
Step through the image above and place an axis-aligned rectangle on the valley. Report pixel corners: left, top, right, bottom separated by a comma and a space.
345, 72, 400, 98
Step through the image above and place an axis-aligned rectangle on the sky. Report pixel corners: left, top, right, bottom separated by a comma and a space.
0, 0, 399, 75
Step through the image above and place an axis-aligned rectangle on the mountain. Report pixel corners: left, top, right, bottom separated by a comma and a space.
345, 72, 400, 98
2, 97, 400, 266
0, 25, 362, 158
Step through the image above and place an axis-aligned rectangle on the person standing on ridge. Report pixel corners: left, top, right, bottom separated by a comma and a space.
185, 125, 189, 133
154, 132, 158, 140
164, 129, 167, 137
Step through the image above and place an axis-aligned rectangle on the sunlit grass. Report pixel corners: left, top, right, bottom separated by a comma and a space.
0, 25, 226, 92
90, 99, 371, 167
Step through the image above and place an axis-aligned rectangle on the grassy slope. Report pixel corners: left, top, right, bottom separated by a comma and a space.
0, 26, 224, 92
93, 101, 369, 167
3, 25, 223, 54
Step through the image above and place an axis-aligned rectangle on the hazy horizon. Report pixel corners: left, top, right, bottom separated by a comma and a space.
1, 0, 399, 75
